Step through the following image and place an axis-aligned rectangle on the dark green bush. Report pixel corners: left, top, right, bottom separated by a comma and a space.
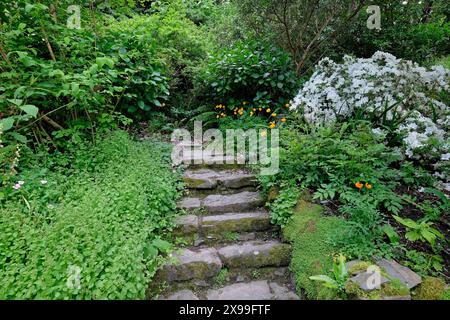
339, 1, 450, 63
199, 41, 298, 108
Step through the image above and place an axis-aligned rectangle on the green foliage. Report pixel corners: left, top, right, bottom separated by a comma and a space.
199, 41, 297, 107
404, 249, 444, 276
0, 131, 182, 299
309, 254, 349, 298
340, 2, 450, 63
278, 123, 407, 212
393, 216, 444, 248
213, 268, 229, 286
283, 200, 347, 300
0, 1, 209, 155
269, 185, 301, 227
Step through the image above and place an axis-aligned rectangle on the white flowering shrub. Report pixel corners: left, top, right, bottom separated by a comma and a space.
290, 51, 449, 189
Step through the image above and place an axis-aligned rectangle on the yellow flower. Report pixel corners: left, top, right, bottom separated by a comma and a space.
281, 118, 286, 123
285, 103, 289, 108
243, 101, 248, 105
271, 113, 277, 117
269, 122, 276, 129
253, 108, 256, 112
258, 108, 262, 112
260, 130, 267, 137
266, 108, 271, 113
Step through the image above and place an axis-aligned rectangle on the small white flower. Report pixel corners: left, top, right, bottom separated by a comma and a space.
40, 180, 48, 185
441, 153, 450, 161
18, 181, 25, 185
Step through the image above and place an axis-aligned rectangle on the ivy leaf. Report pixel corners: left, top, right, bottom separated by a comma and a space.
20, 104, 39, 118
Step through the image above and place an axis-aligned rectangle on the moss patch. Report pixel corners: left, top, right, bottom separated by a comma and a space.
345, 278, 410, 300
283, 199, 347, 300
413, 277, 446, 300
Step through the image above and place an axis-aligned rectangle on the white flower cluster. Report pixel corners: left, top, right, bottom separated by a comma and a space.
290, 51, 450, 160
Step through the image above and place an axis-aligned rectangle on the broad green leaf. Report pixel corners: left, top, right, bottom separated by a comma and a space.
20, 104, 39, 117
10, 132, 27, 143
405, 230, 421, 242
152, 239, 172, 252
0, 117, 15, 131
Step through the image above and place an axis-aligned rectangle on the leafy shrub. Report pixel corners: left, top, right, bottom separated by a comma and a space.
269, 185, 301, 227
339, 0, 450, 64
290, 52, 449, 188
199, 41, 298, 108
0, 131, 182, 299
277, 123, 404, 204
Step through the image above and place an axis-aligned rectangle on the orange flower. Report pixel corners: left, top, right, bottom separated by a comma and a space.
355, 182, 363, 190
269, 122, 276, 129
281, 118, 287, 123
366, 183, 373, 189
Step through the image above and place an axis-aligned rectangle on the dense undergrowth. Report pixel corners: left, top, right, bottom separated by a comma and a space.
0, 131, 182, 299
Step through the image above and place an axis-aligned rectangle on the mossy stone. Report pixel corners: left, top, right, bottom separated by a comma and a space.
413, 277, 446, 300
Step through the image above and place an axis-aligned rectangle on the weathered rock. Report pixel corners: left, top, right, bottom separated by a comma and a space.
203, 192, 264, 213
269, 282, 300, 300
201, 212, 271, 236
238, 233, 257, 241
178, 198, 201, 210
161, 248, 222, 282
217, 241, 291, 268
206, 281, 273, 300
183, 170, 218, 189
162, 290, 199, 300
381, 295, 412, 300
220, 173, 256, 189
174, 215, 199, 235
349, 272, 390, 291
376, 259, 422, 289
183, 169, 256, 190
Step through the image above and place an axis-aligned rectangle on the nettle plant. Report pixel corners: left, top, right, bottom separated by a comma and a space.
290, 51, 450, 189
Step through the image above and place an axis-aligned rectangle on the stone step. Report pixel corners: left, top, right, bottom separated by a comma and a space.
179, 150, 246, 168
217, 241, 291, 268
161, 281, 299, 300
159, 240, 290, 283
203, 192, 264, 214
174, 212, 272, 237
177, 191, 265, 214
183, 169, 257, 190
208, 281, 299, 300
159, 248, 222, 282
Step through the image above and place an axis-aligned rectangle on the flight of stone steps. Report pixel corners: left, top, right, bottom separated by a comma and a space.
156, 145, 299, 300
